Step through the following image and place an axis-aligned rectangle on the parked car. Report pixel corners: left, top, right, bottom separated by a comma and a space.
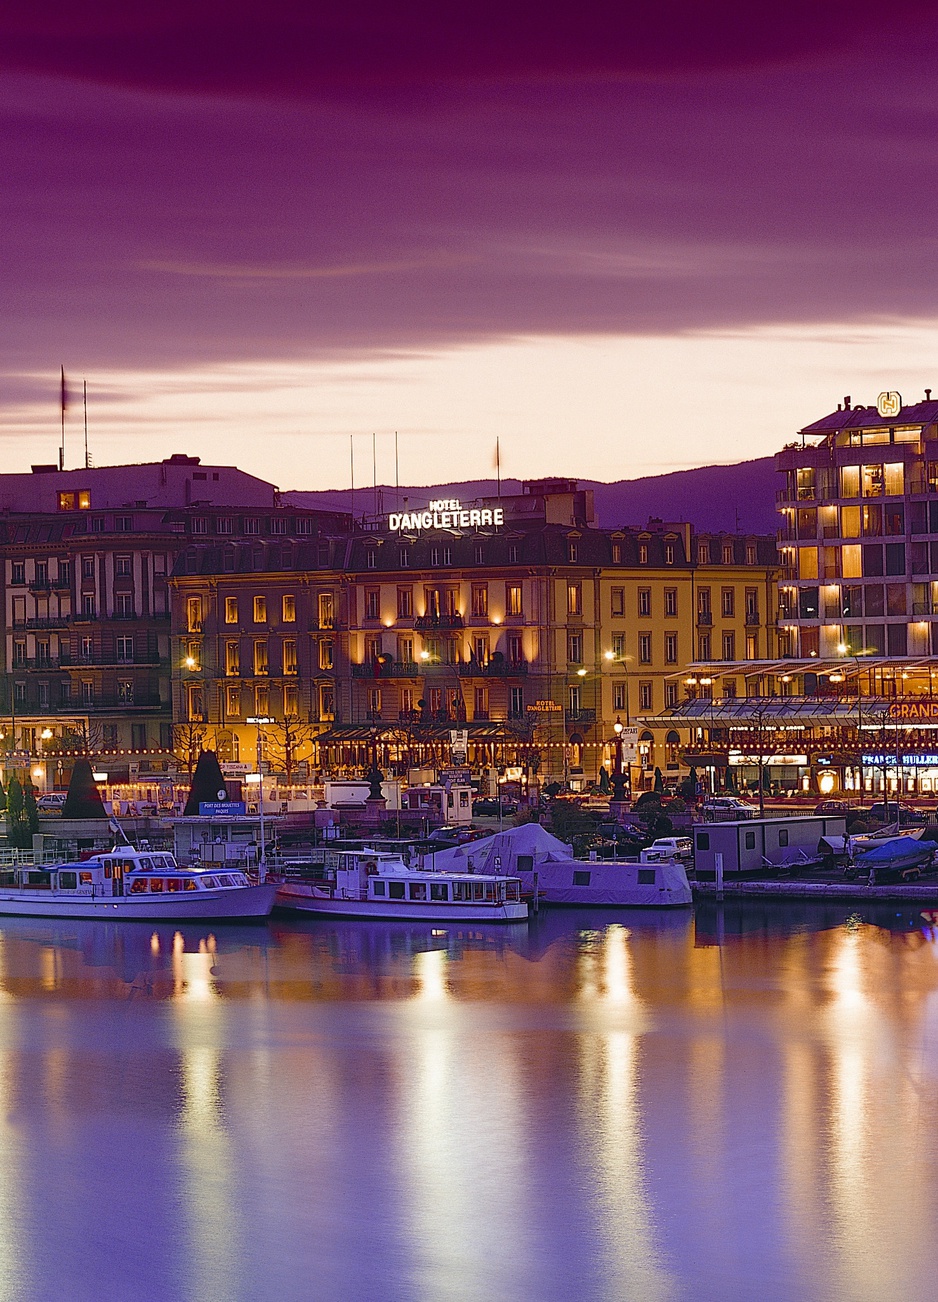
701, 796, 756, 820
471, 797, 518, 817
649, 836, 693, 861
36, 792, 67, 815
814, 800, 859, 817
866, 802, 927, 827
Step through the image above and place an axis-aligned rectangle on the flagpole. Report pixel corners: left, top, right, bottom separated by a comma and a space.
496, 436, 501, 497
59, 366, 67, 471
83, 379, 90, 469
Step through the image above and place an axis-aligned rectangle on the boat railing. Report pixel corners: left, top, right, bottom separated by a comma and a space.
0, 848, 60, 867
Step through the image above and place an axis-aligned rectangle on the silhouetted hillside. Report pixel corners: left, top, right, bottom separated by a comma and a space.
284, 457, 779, 534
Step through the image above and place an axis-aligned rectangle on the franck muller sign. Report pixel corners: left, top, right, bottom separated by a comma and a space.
388, 498, 505, 532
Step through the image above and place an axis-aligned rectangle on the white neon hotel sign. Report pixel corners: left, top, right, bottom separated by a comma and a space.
388, 498, 504, 531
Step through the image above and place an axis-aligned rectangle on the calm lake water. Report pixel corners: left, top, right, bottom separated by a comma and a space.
0, 903, 936, 1301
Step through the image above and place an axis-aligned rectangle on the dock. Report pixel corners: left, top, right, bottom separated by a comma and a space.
693, 878, 938, 905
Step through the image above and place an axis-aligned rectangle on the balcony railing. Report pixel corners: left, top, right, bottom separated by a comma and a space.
745, 611, 761, 626
456, 660, 528, 677
351, 662, 421, 678
913, 601, 934, 616
696, 611, 712, 626
14, 693, 165, 715
566, 708, 596, 725
413, 614, 464, 630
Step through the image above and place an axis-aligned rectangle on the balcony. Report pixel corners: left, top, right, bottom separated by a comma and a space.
413, 614, 464, 630
352, 662, 421, 678
745, 611, 761, 626
29, 579, 70, 593
15, 693, 165, 715
696, 611, 712, 626
19, 617, 70, 630
566, 708, 596, 725
457, 660, 528, 677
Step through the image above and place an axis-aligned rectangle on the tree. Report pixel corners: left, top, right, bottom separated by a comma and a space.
0, 774, 8, 814
183, 750, 228, 816
6, 775, 30, 848
22, 774, 38, 837
263, 717, 316, 784
653, 767, 664, 793
173, 720, 206, 782
598, 766, 610, 795
62, 758, 108, 820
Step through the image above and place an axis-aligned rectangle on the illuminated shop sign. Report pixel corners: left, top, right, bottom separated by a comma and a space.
876, 390, 902, 418
388, 498, 504, 532
887, 701, 938, 720
862, 753, 938, 767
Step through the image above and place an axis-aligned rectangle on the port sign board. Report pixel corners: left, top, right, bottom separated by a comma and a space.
199, 801, 247, 816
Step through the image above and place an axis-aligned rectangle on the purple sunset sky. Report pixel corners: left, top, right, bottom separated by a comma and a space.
3, 2, 938, 487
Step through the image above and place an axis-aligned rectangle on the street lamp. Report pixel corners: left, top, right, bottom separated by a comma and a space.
246, 714, 274, 879
610, 715, 630, 806
838, 642, 869, 798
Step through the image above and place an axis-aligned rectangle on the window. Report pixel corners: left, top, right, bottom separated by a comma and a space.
568, 541, 578, 562
12, 641, 25, 667
401, 688, 414, 714
613, 682, 626, 711
225, 641, 240, 675
638, 588, 651, 616
254, 684, 269, 715
34, 560, 48, 585
778, 828, 789, 847
746, 633, 758, 660
57, 559, 70, 586
81, 555, 94, 580
698, 542, 709, 564
244, 518, 260, 535
665, 682, 678, 708
474, 686, 488, 718
283, 640, 297, 675
637, 869, 656, 885
253, 595, 267, 623
639, 544, 648, 564
399, 547, 409, 568
744, 831, 756, 850
698, 633, 711, 659
82, 594, 96, 618
573, 870, 591, 887
225, 596, 238, 624
282, 595, 296, 623
117, 679, 134, 704
508, 544, 519, 563
612, 543, 621, 563
430, 547, 440, 566
319, 640, 334, 671
722, 679, 737, 698
58, 490, 90, 511
611, 587, 624, 616
368, 688, 382, 715
187, 597, 201, 632
116, 636, 133, 663
568, 684, 581, 715
365, 589, 381, 620
612, 632, 625, 659
471, 584, 488, 618
35, 639, 50, 665
722, 543, 734, 564
722, 632, 736, 660
114, 593, 133, 617
506, 584, 522, 616
318, 593, 335, 629
639, 632, 652, 663
115, 555, 132, 577
190, 516, 207, 535
568, 633, 583, 663
665, 588, 677, 617
721, 588, 735, 617
664, 632, 678, 664
510, 685, 524, 715
665, 543, 675, 564
394, 586, 413, 619
442, 546, 452, 566
399, 636, 414, 663
10, 562, 24, 585
253, 640, 268, 675
91, 516, 106, 533
216, 516, 233, 534
639, 681, 653, 710
567, 583, 582, 616
746, 544, 756, 564
508, 634, 523, 662
270, 516, 286, 535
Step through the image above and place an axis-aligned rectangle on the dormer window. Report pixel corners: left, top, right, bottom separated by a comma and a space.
568, 542, 578, 562
639, 544, 648, 564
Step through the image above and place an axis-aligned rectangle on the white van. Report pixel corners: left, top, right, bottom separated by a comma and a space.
649, 836, 693, 861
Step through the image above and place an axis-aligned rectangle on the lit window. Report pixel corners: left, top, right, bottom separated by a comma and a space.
282, 594, 296, 623
225, 596, 238, 623
253, 596, 267, 624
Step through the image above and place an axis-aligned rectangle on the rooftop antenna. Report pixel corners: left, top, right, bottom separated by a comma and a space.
83, 379, 90, 469
394, 430, 400, 512
59, 366, 67, 470
496, 436, 501, 497
349, 434, 355, 522
372, 431, 378, 515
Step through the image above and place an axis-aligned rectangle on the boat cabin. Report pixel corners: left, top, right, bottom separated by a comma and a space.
333, 849, 522, 906
0, 847, 252, 896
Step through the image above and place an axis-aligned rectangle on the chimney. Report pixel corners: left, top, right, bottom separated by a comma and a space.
927, 389, 932, 401
843, 396, 852, 410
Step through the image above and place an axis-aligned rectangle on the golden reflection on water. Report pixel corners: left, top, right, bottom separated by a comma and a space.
0, 933, 22, 1302
577, 925, 676, 1302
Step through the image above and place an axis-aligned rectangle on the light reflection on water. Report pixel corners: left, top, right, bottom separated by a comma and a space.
0, 905, 933, 1298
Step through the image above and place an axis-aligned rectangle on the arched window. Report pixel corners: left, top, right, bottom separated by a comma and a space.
666, 729, 680, 768
639, 730, 654, 768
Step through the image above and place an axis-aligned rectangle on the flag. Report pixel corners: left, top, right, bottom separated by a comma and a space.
60, 366, 68, 414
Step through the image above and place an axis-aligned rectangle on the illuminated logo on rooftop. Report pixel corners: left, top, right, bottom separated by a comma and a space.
388, 498, 504, 532
876, 391, 902, 419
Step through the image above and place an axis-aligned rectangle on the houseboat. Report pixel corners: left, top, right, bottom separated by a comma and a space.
0, 847, 277, 919
426, 824, 693, 907
274, 848, 528, 921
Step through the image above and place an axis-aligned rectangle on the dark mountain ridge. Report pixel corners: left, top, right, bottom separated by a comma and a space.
283, 456, 779, 534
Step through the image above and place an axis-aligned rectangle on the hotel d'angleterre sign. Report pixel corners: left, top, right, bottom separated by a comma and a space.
388, 498, 505, 532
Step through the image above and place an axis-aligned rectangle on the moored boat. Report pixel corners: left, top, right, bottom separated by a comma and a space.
274, 848, 528, 921
426, 824, 693, 907
0, 847, 277, 919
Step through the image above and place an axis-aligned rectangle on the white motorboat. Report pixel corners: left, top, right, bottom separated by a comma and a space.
820, 827, 926, 855
0, 847, 277, 919
427, 824, 693, 907
274, 848, 528, 921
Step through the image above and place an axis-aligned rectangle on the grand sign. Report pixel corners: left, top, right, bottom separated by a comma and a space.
862, 753, 938, 768
887, 701, 938, 720
388, 498, 504, 532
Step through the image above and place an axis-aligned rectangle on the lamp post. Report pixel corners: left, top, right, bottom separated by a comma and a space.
246, 714, 273, 880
